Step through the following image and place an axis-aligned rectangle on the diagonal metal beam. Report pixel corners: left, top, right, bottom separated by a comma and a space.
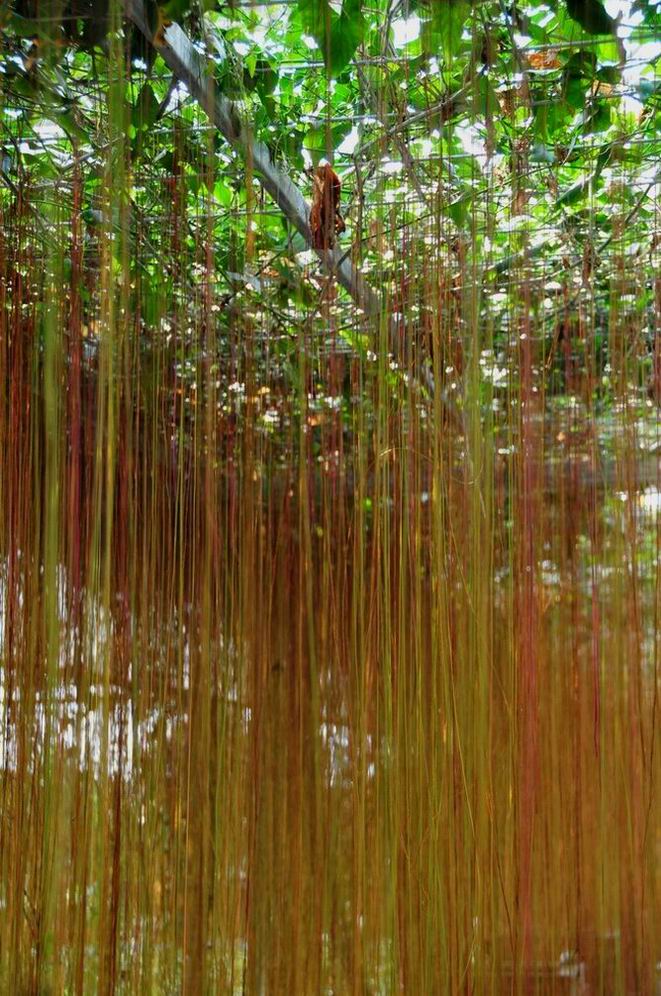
124, 0, 387, 323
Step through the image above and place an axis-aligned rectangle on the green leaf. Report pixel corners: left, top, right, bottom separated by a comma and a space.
52, 110, 89, 144
562, 50, 596, 111
420, 0, 470, 59
449, 190, 470, 227
213, 179, 233, 207
585, 99, 611, 132
133, 83, 160, 130
469, 75, 498, 120
565, 74, 587, 109
6, 11, 49, 38
631, 0, 661, 29
297, 0, 365, 76
564, 50, 598, 77
565, 0, 616, 36
161, 0, 192, 21
303, 120, 352, 160
556, 143, 612, 205
242, 58, 278, 96
637, 79, 661, 106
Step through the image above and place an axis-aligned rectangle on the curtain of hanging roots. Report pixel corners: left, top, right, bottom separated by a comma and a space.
0, 6, 658, 995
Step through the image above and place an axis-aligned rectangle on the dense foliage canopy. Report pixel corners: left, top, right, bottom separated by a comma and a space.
1, 0, 659, 419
